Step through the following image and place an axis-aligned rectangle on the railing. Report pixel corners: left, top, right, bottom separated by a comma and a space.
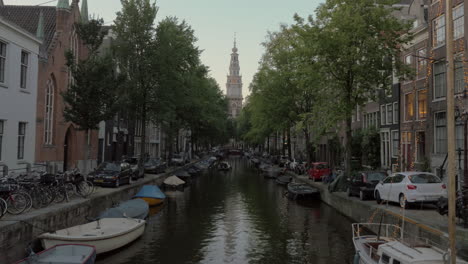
352, 223, 402, 240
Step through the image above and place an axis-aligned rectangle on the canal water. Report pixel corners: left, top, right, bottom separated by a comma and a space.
97, 157, 355, 264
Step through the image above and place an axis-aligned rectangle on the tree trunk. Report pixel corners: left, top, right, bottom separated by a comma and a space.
304, 128, 312, 163
282, 130, 286, 155
287, 128, 292, 158
85, 129, 91, 173
138, 107, 146, 177
345, 116, 352, 178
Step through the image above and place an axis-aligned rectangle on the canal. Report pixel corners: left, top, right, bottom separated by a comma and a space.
97, 157, 355, 264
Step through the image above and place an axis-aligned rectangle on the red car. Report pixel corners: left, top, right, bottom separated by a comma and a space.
308, 162, 331, 181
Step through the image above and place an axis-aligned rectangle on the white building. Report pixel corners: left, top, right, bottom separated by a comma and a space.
0, 15, 41, 173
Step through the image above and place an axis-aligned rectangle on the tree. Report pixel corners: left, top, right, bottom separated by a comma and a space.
62, 18, 120, 171
113, 0, 158, 174
300, 0, 412, 176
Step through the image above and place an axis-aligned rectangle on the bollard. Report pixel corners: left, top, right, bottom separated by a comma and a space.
26, 162, 31, 173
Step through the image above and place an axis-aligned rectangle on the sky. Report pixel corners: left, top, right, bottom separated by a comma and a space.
5, 0, 323, 98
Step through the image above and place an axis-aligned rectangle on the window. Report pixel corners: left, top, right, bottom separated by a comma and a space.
382, 254, 390, 264
454, 4, 464, 40
405, 54, 412, 65
381, 131, 391, 168
393, 102, 398, 124
17, 122, 26, 160
387, 104, 393, 125
0, 120, 3, 161
381, 105, 386, 125
417, 90, 427, 120
435, 112, 447, 154
455, 59, 464, 94
402, 132, 413, 170
434, 62, 446, 99
433, 15, 445, 47
405, 93, 414, 121
20, 51, 28, 88
417, 48, 427, 79
392, 130, 399, 157
393, 260, 401, 264
44, 79, 54, 144
0, 41, 6, 83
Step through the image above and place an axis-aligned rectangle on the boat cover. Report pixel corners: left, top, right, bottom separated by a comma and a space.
15, 244, 96, 264
175, 170, 191, 177
133, 185, 166, 200
98, 199, 149, 220
164, 175, 185, 186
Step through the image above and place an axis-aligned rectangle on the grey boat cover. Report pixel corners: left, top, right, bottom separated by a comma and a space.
164, 175, 185, 186
16, 244, 96, 264
98, 199, 149, 220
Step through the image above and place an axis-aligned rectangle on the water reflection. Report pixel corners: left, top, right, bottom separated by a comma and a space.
97, 157, 354, 264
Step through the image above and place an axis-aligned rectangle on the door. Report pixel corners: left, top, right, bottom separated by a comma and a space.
389, 174, 405, 202
380, 176, 394, 201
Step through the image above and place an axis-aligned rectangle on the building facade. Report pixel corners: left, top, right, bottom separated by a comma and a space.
226, 39, 243, 118
0, 15, 41, 173
0, 0, 98, 173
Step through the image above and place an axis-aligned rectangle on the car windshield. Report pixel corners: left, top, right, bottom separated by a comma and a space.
97, 163, 120, 171
409, 174, 441, 184
316, 164, 328, 169
367, 172, 386, 182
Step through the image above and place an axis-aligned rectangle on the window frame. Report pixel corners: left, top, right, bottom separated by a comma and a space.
0, 120, 3, 161
416, 48, 427, 79
434, 111, 447, 154
393, 102, 398, 124
433, 15, 446, 48
417, 89, 427, 120
44, 79, 54, 145
454, 3, 464, 40
380, 105, 386, 126
0, 41, 6, 84
392, 130, 399, 158
20, 51, 28, 89
17, 122, 26, 160
404, 92, 415, 122
433, 61, 446, 100
455, 55, 464, 94
386, 103, 393, 125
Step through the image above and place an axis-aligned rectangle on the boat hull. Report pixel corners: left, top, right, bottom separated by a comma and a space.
138, 197, 164, 206
39, 219, 146, 254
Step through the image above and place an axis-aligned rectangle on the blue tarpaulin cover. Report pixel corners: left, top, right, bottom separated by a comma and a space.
98, 199, 149, 220
133, 185, 166, 200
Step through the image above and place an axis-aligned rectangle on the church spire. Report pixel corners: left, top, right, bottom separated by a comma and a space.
81, 0, 89, 23
57, 0, 70, 9
232, 33, 238, 53
36, 10, 45, 39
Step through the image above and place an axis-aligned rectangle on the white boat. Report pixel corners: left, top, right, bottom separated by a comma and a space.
352, 223, 468, 264
38, 218, 146, 254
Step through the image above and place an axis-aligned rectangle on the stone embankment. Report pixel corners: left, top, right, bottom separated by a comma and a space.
0, 165, 190, 264
288, 172, 468, 259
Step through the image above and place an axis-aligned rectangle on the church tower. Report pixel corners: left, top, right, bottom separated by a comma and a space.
226, 37, 243, 118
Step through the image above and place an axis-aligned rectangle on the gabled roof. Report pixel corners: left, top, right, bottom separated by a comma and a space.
0, 6, 56, 50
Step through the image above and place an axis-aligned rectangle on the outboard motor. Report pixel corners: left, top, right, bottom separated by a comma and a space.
437, 197, 449, 216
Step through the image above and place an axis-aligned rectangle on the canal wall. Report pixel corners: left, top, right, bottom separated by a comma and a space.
289, 173, 468, 258
0, 165, 192, 264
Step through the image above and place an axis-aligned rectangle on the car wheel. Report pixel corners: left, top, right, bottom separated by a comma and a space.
375, 191, 382, 204
115, 179, 120, 188
346, 188, 352, 197
359, 190, 366, 201
399, 194, 408, 209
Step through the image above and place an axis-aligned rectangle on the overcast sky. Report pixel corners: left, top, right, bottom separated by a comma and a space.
5, 0, 323, 97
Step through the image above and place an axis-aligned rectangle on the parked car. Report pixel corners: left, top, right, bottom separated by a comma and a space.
90, 162, 132, 188
144, 158, 167, 174
346, 171, 387, 200
122, 156, 142, 180
171, 154, 185, 166
278, 156, 289, 167
374, 172, 447, 208
308, 162, 331, 181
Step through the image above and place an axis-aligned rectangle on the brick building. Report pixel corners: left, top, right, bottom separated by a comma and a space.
0, 0, 98, 172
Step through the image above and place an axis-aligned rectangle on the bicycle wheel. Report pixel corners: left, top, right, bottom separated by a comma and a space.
76, 181, 93, 198
65, 183, 76, 200
21, 191, 33, 212
53, 187, 66, 203
6, 193, 28, 215
0, 198, 6, 218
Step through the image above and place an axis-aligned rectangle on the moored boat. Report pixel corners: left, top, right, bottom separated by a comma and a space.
218, 161, 231, 171
352, 223, 468, 264
174, 170, 191, 182
38, 218, 146, 254
163, 175, 185, 190
98, 199, 149, 220
287, 183, 319, 199
14, 244, 96, 264
133, 185, 166, 206
263, 167, 282, 179
276, 175, 292, 185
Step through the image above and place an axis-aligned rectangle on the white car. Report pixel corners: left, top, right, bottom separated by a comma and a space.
374, 172, 447, 208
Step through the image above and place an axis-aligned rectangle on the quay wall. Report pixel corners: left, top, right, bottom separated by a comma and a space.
288, 172, 468, 258
0, 166, 189, 264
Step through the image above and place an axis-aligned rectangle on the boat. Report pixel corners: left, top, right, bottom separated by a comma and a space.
287, 183, 319, 199
174, 170, 191, 182
187, 166, 201, 176
14, 244, 96, 264
133, 185, 166, 206
276, 175, 292, 185
263, 167, 283, 179
352, 223, 468, 264
97, 199, 149, 220
163, 175, 185, 190
218, 161, 231, 171
38, 218, 146, 254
